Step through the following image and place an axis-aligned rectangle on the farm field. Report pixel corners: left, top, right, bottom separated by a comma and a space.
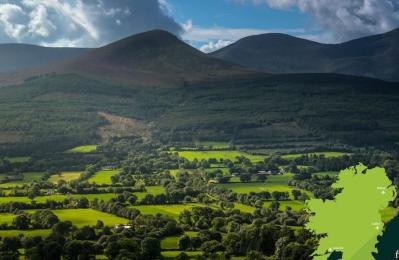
161, 231, 200, 250
0, 172, 45, 188
161, 251, 203, 259
0, 193, 118, 204
177, 150, 266, 162
88, 169, 120, 185
134, 186, 165, 200
281, 151, 350, 159
26, 209, 128, 227
67, 145, 98, 153
48, 171, 82, 183
0, 229, 51, 237
130, 204, 206, 220
234, 203, 256, 213
0, 213, 15, 225
5, 157, 31, 163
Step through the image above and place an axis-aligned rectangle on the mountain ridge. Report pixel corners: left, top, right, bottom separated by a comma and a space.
211, 28, 399, 81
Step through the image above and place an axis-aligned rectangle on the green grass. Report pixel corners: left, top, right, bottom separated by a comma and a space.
161, 232, 202, 250
26, 209, 128, 227
88, 169, 120, 185
5, 157, 31, 163
161, 251, 203, 258
67, 145, 98, 153
0, 193, 117, 204
0, 229, 51, 237
134, 186, 165, 200
234, 203, 256, 213
0, 172, 45, 188
48, 172, 82, 183
217, 174, 312, 199
178, 150, 265, 162
281, 151, 350, 159
0, 213, 15, 225
130, 203, 204, 220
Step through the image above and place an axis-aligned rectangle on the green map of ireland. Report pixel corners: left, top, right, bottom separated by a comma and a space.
306, 164, 396, 260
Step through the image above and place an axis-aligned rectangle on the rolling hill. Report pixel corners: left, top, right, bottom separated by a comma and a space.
0, 44, 89, 73
211, 28, 399, 81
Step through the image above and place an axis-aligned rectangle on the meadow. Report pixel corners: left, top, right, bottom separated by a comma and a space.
88, 169, 120, 185
0, 229, 51, 237
67, 145, 98, 153
0, 172, 45, 188
134, 186, 165, 200
48, 171, 82, 183
5, 157, 31, 163
27, 209, 128, 227
0, 193, 117, 204
161, 231, 199, 250
263, 200, 305, 211
0, 213, 15, 225
177, 150, 266, 162
130, 204, 203, 220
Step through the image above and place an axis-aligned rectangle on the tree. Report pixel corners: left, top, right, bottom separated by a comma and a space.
240, 174, 251, 183
201, 240, 223, 256
178, 235, 191, 250
13, 214, 30, 229
291, 189, 302, 200
141, 237, 161, 260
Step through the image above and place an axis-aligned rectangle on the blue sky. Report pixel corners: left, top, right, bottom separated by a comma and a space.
0, 0, 398, 51
167, 0, 312, 51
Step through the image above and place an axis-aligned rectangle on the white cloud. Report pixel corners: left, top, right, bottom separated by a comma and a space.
0, 0, 182, 47
183, 23, 304, 42
239, 0, 399, 41
200, 39, 233, 53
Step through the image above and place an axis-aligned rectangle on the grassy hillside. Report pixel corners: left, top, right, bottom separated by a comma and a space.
1, 72, 399, 155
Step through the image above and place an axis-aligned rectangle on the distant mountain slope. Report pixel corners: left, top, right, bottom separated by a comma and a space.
1, 73, 399, 154
211, 28, 399, 81
0, 44, 90, 73
61, 30, 250, 85
0, 30, 250, 86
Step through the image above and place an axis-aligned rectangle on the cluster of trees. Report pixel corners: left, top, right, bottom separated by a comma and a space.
1, 210, 59, 230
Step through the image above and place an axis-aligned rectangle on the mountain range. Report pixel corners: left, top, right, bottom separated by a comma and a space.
211, 28, 399, 82
0, 29, 399, 155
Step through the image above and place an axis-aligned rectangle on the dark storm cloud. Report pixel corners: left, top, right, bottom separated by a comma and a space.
0, 0, 182, 47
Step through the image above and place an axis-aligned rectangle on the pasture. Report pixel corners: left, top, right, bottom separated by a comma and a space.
0, 229, 51, 237
130, 204, 204, 220
67, 145, 98, 153
0, 213, 15, 225
135, 186, 165, 200
48, 171, 82, 183
177, 150, 265, 162
161, 251, 203, 259
0, 193, 117, 204
26, 209, 128, 227
161, 232, 200, 250
0, 172, 45, 188
88, 169, 120, 185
